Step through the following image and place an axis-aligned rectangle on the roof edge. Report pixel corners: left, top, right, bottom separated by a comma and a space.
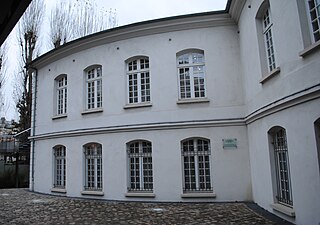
31, 10, 234, 68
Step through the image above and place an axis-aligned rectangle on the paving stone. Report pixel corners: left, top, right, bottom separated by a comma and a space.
0, 189, 291, 225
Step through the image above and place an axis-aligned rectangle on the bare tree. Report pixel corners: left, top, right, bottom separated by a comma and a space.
49, 0, 118, 49
16, 0, 45, 131
0, 43, 7, 113
49, 0, 74, 48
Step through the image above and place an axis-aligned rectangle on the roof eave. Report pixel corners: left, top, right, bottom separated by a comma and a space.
31, 11, 235, 69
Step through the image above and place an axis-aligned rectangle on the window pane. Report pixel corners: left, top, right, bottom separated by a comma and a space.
128, 141, 153, 192
127, 58, 151, 104
177, 52, 205, 99
273, 129, 293, 206
182, 138, 212, 192
86, 67, 102, 110
84, 144, 102, 191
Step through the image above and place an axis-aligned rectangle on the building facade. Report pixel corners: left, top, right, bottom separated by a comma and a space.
30, 0, 320, 224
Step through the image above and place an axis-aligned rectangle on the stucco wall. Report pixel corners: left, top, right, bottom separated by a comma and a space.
237, 0, 320, 224
35, 25, 245, 136
34, 125, 252, 202
30, 2, 320, 224
247, 99, 320, 225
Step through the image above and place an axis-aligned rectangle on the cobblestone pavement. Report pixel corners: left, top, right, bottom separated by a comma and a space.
0, 189, 291, 225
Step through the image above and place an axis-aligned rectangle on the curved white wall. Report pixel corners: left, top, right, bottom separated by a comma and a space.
31, 3, 320, 224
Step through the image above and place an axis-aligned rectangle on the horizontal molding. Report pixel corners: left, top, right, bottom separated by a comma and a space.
52, 114, 67, 120
181, 192, 216, 198
259, 67, 280, 84
51, 188, 67, 193
125, 192, 155, 198
81, 190, 104, 196
176, 98, 210, 104
31, 84, 320, 140
81, 108, 103, 115
299, 40, 320, 57
271, 203, 295, 217
246, 83, 320, 124
31, 118, 245, 140
123, 102, 153, 109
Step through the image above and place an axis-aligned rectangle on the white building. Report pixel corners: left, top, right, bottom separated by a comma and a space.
30, 0, 320, 224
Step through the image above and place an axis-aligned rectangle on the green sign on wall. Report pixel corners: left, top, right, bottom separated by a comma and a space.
222, 138, 237, 149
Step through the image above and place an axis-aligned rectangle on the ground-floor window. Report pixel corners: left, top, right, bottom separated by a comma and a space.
84, 143, 102, 191
127, 140, 153, 192
314, 118, 320, 173
181, 138, 212, 193
53, 145, 66, 188
269, 127, 293, 206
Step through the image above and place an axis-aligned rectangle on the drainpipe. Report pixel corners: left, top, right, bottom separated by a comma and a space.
29, 67, 38, 192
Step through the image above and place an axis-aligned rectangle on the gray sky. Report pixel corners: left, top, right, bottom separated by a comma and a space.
98, 0, 227, 26
2, 0, 228, 121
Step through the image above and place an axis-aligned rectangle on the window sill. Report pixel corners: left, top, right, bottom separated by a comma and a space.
51, 188, 66, 193
271, 203, 295, 217
181, 192, 216, 198
260, 67, 281, 84
125, 192, 155, 198
177, 98, 210, 104
299, 40, 320, 57
81, 190, 104, 196
123, 102, 152, 109
52, 114, 67, 120
81, 108, 103, 115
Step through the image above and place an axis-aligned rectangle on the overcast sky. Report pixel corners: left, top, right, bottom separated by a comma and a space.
97, 0, 228, 26
2, 0, 228, 121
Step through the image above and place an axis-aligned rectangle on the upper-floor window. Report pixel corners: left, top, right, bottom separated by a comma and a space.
127, 140, 153, 192
55, 75, 67, 115
126, 57, 151, 104
181, 138, 212, 193
84, 143, 102, 191
307, 0, 320, 42
53, 145, 66, 189
262, 7, 277, 72
85, 66, 102, 110
177, 50, 206, 99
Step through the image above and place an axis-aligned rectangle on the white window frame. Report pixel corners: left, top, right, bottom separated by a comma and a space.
84, 143, 102, 191
270, 128, 293, 207
85, 66, 102, 110
181, 138, 212, 193
177, 51, 206, 100
306, 0, 320, 43
262, 7, 277, 72
56, 75, 67, 115
127, 58, 151, 104
127, 140, 153, 192
53, 145, 66, 189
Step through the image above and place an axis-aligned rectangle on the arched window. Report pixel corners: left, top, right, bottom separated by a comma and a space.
83, 143, 102, 191
262, 6, 276, 72
181, 137, 212, 193
84, 65, 102, 110
314, 118, 320, 173
53, 145, 66, 189
256, 1, 279, 78
306, 0, 320, 43
177, 50, 206, 99
55, 75, 67, 115
126, 57, 151, 104
127, 140, 153, 192
268, 127, 293, 206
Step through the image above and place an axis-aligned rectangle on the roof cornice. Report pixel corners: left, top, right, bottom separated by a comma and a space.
228, 0, 246, 22
31, 12, 235, 68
